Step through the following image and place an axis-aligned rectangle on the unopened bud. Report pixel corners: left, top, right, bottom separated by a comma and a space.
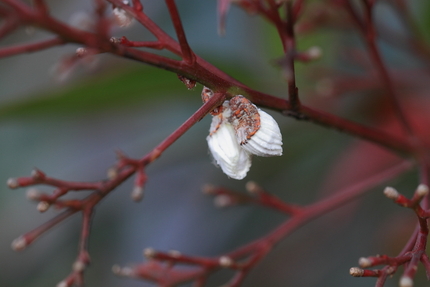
107, 167, 118, 179
168, 250, 181, 258
7, 178, 19, 189
56, 281, 68, 287
219, 256, 233, 267
73, 260, 86, 272
112, 265, 133, 276
384, 186, 399, 199
31, 169, 45, 180
110, 37, 121, 44
306, 46, 322, 60
399, 276, 413, 287
202, 184, 216, 194
214, 194, 232, 208
349, 267, 364, 277
245, 181, 259, 194
143, 247, 156, 258
37, 201, 50, 212
112, 7, 133, 28
26, 188, 41, 200
11, 236, 27, 251
76, 47, 87, 57
358, 257, 371, 268
416, 184, 429, 197
131, 186, 144, 202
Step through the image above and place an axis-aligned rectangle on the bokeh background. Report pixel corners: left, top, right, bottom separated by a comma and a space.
0, 1, 429, 286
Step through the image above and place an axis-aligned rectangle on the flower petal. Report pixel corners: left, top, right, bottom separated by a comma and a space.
241, 109, 283, 157
207, 119, 251, 180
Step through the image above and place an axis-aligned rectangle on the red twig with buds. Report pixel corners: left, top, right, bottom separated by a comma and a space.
2, 0, 430, 286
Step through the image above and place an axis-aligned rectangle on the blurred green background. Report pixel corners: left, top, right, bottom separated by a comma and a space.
1, 1, 428, 287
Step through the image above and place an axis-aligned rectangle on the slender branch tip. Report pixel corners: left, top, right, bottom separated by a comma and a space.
383, 186, 399, 199
245, 181, 259, 194
416, 184, 429, 197
72, 260, 86, 272
37, 201, 50, 212
131, 186, 144, 202
399, 276, 413, 287
358, 257, 371, 268
143, 247, 156, 258
219, 256, 233, 268
349, 267, 364, 277
7, 178, 19, 189
11, 236, 27, 251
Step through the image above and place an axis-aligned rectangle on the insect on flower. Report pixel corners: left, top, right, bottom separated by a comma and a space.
203, 87, 283, 180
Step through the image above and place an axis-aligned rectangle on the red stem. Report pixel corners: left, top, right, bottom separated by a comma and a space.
165, 0, 195, 64
0, 37, 64, 58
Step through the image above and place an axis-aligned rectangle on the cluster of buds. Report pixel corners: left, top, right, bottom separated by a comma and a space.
202, 87, 283, 180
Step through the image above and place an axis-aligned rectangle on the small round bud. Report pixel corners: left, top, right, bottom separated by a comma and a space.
384, 186, 399, 199
26, 188, 41, 200
245, 181, 258, 194
358, 257, 371, 268
56, 281, 68, 287
131, 186, 144, 202
112, 7, 133, 28
143, 247, 156, 258
31, 168, 45, 180
37, 201, 50, 212
107, 167, 118, 179
349, 267, 364, 277
315, 78, 334, 97
306, 46, 322, 60
112, 265, 133, 276
76, 47, 87, 57
214, 194, 232, 208
219, 256, 233, 267
11, 236, 27, 251
168, 250, 181, 258
110, 37, 121, 44
202, 184, 216, 194
399, 276, 413, 287
73, 260, 86, 272
416, 184, 429, 197
7, 178, 19, 189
